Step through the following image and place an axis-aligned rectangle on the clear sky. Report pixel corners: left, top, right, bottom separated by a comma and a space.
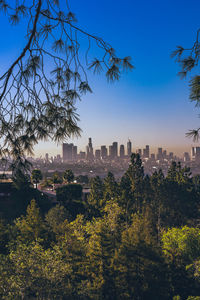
1, 0, 200, 156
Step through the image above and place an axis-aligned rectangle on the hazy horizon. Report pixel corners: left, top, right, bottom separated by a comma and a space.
33, 138, 197, 158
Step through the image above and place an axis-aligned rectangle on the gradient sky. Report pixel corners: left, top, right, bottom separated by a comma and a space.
1, 0, 200, 156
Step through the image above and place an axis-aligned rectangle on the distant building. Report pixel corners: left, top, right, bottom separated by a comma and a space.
191, 147, 200, 161
72, 146, 77, 161
184, 152, 190, 162
86, 138, 94, 160
95, 149, 101, 160
127, 139, 132, 156
109, 145, 114, 159
137, 149, 142, 157
157, 148, 163, 160
143, 145, 150, 158
120, 145, 125, 158
112, 142, 118, 158
63, 143, 73, 161
163, 150, 167, 159
62, 143, 77, 161
79, 151, 86, 160
101, 145, 108, 159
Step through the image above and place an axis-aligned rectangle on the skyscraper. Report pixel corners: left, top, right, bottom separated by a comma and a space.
191, 147, 200, 161
86, 137, 94, 160
95, 149, 101, 160
62, 143, 73, 161
184, 152, 190, 162
143, 145, 150, 158
109, 145, 114, 159
101, 145, 108, 159
120, 144, 125, 158
127, 139, 132, 156
112, 142, 118, 158
157, 148, 163, 160
72, 145, 77, 161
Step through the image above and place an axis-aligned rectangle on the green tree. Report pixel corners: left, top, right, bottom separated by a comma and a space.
103, 172, 119, 203
85, 201, 123, 299
125, 153, 145, 213
162, 162, 199, 227
162, 226, 200, 298
51, 172, 63, 190
114, 213, 169, 299
14, 199, 46, 242
45, 204, 69, 233
56, 184, 84, 219
63, 169, 75, 183
76, 175, 89, 185
31, 169, 43, 189
86, 176, 104, 218
5, 241, 73, 299
12, 169, 31, 190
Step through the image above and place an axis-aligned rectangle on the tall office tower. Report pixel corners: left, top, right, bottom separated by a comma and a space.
80, 151, 86, 160
86, 137, 94, 160
145, 145, 150, 158
143, 145, 150, 158
157, 148, 163, 160
95, 149, 101, 160
137, 149, 142, 157
109, 145, 114, 159
72, 145, 77, 161
143, 148, 146, 158
112, 142, 118, 158
120, 144, 125, 158
62, 143, 73, 161
163, 150, 167, 159
101, 145, 108, 159
184, 152, 190, 162
191, 147, 195, 160
191, 147, 200, 161
151, 153, 155, 160
127, 139, 132, 156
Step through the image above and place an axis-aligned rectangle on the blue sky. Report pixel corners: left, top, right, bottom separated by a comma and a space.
1, 0, 200, 156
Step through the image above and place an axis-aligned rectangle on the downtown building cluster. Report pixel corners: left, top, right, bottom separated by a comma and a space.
62, 138, 133, 162
61, 138, 182, 163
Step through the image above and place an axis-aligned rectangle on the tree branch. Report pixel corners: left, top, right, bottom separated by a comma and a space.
0, 0, 42, 102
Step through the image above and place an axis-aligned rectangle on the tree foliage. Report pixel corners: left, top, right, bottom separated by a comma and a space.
1, 155, 200, 298
31, 169, 43, 189
172, 29, 200, 140
63, 169, 74, 183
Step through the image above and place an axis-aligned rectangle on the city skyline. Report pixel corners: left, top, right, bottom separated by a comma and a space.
34, 137, 197, 159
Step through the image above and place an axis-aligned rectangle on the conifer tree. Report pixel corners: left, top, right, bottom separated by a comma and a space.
86, 176, 104, 217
